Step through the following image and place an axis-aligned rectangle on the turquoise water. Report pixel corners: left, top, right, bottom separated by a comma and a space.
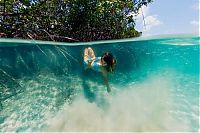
0, 35, 199, 132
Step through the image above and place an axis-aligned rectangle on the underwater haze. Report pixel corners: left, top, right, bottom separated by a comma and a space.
0, 35, 199, 132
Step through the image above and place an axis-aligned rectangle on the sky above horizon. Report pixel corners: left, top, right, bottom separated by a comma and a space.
134, 0, 199, 36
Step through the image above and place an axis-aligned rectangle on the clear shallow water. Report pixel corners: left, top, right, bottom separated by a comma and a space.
0, 35, 199, 132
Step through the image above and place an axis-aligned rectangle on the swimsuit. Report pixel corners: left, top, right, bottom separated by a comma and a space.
84, 57, 101, 72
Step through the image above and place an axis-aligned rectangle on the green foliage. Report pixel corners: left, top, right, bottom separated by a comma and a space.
0, 0, 152, 42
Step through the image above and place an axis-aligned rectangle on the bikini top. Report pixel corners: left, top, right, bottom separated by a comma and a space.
91, 57, 102, 72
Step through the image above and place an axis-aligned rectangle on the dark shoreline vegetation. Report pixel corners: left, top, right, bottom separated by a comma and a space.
0, 0, 152, 42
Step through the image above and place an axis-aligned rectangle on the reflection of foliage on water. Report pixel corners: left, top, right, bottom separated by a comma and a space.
0, 44, 78, 78
0, 69, 22, 104
0, 0, 152, 41
0, 44, 80, 109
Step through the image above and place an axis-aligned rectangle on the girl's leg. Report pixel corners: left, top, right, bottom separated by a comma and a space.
87, 47, 95, 60
83, 47, 96, 66
83, 48, 89, 63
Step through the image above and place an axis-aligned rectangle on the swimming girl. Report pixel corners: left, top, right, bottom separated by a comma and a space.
83, 47, 116, 93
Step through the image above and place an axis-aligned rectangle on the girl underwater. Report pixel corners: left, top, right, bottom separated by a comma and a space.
83, 47, 116, 93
